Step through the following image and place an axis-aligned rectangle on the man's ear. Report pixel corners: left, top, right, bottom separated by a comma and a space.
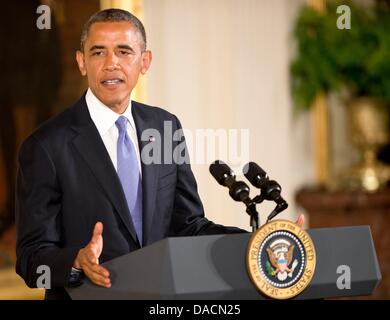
140, 50, 152, 75
76, 50, 87, 76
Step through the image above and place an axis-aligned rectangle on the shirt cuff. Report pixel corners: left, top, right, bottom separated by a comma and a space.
68, 267, 83, 287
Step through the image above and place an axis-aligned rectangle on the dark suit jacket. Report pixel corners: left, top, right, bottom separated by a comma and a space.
15, 95, 244, 299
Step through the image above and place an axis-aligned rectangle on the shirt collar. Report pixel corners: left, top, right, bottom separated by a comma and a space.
85, 88, 136, 136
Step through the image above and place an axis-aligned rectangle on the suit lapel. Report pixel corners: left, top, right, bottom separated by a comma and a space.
132, 101, 159, 246
70, 97, 139, 244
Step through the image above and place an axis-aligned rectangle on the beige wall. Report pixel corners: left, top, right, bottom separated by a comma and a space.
143, 0, 313, 230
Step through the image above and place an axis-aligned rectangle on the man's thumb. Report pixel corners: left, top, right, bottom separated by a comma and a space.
91, 221, 103, 242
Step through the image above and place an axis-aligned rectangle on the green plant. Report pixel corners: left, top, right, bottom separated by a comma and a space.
290, 0, 390, 111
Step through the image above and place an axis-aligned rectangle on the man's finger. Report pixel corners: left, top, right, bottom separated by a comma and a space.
91, 221, 103, 243
82, 264, 110, 281
81, 258, 110, 278
296, 214, 305, 228
85, 269, 111, 288
89, 264, 110, 278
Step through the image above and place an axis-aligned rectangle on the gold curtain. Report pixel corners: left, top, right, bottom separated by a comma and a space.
307, 0, 330, 186
100, 0, 145, 102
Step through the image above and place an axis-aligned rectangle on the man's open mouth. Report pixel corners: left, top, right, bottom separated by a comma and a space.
101, 78, 124, 85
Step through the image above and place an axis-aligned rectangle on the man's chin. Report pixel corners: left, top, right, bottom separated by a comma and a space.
104, 100, 129, 112
97, 94, 130, 112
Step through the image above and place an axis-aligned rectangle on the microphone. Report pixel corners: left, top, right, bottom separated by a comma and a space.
264, 180, 288, 221
210, 160, 260, 231
209, 160, 250, 203
243, 162, 288, 221
261, 180, 284, 203
243, 162, 269, 190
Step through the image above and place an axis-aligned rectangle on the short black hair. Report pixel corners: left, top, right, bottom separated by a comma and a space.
80, 8, 147, 51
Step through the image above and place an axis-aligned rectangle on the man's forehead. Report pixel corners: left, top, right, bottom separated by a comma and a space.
90, 21, 136, 31
87, 21, 142, 42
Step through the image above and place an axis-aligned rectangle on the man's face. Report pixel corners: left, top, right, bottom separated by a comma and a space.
76, 21, 152, 112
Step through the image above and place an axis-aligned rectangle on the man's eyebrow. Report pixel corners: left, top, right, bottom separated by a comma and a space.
89, 45, 106, 51
117, 45, 135, 53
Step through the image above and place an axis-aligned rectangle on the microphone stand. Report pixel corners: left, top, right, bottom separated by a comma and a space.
245, 200, 260, 232
245, 193, 288, 231
242, 196, 264, 232
266, 201, 288, 223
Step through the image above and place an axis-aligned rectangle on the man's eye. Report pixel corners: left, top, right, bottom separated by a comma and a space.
92, 51, 103, 56
120, 50, 131, 55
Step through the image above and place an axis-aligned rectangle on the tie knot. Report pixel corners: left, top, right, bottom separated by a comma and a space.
115, 116, 128, 133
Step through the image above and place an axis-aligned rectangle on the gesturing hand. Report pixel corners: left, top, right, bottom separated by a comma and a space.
296, 214, 305, 228
73, 222, 111, 288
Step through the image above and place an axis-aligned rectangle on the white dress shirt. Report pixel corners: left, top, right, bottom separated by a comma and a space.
85, 88, 142, 174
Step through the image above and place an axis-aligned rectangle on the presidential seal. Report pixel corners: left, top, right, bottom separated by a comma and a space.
246, 219, 316, 299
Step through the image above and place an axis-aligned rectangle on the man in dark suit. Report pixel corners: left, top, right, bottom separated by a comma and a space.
15, 9, 245, 299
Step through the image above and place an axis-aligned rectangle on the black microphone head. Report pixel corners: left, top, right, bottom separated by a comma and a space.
263, 180, 282, 201
243, 162, 268, 189
229, 181, 250, 202
209, 160, 234, 186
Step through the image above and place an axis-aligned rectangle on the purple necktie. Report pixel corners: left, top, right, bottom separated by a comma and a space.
115, 116, 143, 245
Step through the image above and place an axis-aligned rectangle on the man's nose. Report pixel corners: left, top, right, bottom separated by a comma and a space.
103, 52, 119, 71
